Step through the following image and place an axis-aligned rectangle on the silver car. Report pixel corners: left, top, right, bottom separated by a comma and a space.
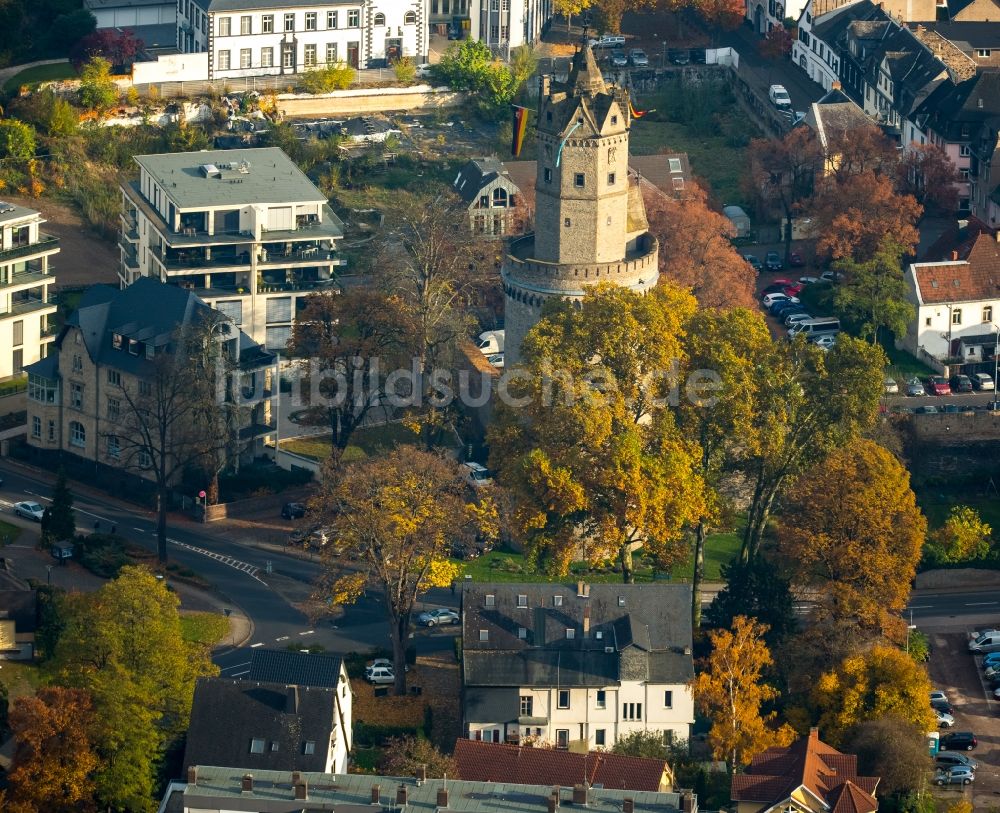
417, 608, 460, 626
934, 766, 974, 786
905, 376, 926, 397
14, 501, 45, 521
628, 49, 649, 67
884, 376, 899, 394
610, 50, 628, 67
936, 709, 955, 728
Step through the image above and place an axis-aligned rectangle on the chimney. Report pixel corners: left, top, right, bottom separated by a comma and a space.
371, 784, 382, 804
576, 581, 589, 598
397, 784, 409, 805
572, 785, 588, 806
952, 250, 959, 260
547, 794, 559, 813
187, 766, 198, 785
583, 605, 591, 637
417, 765, 427, 785
286, 685, 300, 714
681, 792, 695, 813
831, 80, 842, 90
623, 800, 634, 813
292, 771, 302, 786
438, 788, 450, 808
295, 780, 309, 801
241, 774, 254, 793
551, 787, 561, 807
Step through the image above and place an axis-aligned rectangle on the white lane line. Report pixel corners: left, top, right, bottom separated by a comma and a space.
166, 538, 265, 583
276, 635, 290, 641
220, 661, 251, 673
25, 491, 112, 524
250, 642, 264, 648
299, 630, 315, 636
907, 605, 933, 609
965, 602, 998, 606
230, 669, 250, 677
133, 527, 145, 533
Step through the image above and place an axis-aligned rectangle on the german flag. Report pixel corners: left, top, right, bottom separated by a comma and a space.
628, 100, 647, 119
511, 105, 529, 157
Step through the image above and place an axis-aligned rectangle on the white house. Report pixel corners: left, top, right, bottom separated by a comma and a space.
0, 203, 59, 381
120, 147, 344, 350
792, 0, 864, 91
85, 0, 209, 53
461, 582, 695, 750
205, 0, 429, 77
468, 0, 552, 52
903, 230, 1000, 362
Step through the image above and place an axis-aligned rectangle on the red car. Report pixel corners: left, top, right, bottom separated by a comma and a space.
783, 284, 805, 296
789, 251, 805, 267
926, 376, 952, 396
771, 278, 795, 287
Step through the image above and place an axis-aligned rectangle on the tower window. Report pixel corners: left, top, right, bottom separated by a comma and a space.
546, 111, 552, 122
564, 218, 571, 227
611, 115, 618, 125
608, 172, 616, 185
544, 168, 552, 183
574, 173, 585, 187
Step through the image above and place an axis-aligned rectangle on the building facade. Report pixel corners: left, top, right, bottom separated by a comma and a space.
469, 0, 552, 51
454, 157, 525, 236
85, 0, 209, 54
23, 277, 276, 480
120, 147, 343, 350
461, 583, 695, 750
0, 203, 59, 382
501, 44, 658, 365
205, 0, 429, 77
970, 118, 1000, 231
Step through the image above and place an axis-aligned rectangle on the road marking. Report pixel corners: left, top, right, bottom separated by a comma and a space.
250, 642, 264, 648
25, 491, 113, 524
221, 661, 251, 673
230, 669, 250, 677
275, 635, 290, 641
965, 602, 998, 606
907, 605, 933, 609
299, 630, 314, 636
166, 538, 265, 583
133, 527, 145, 533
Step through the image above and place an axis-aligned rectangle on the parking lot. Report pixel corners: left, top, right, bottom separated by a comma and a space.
928, 629, 1000, 806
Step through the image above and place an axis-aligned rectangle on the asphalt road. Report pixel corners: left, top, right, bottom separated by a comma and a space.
907, 589, 1000, 634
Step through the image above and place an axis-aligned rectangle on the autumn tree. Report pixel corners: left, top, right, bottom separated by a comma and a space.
593, 0, 656, 34
553, 0, 595, 31
695, 0, 744, 31
0, 119, 37, 161
738, 335, 886, 562
51, 567, 217, 811
311, 448, 496, 694
610, 730, 674, 759
677, 307, 773, 625
825, 124, 898, 182
757, 26, 793, 80
78, 56, 119, 111
813, 645, 935, 746
848, 716, 933, 798
777, 439, 926, 638
287, 289, 418, 456
745, 129, 822, 262
692, 616, 796, 771
643, 183, 757, 310
812, 171, 922, 262
379, 736, 459, 777
926, 505, 993, 564
897, 143, 962, 214
6, 687, 99, 813
832, 237, 915, 344
488, 283, 706, 582
704, 556, 796, 646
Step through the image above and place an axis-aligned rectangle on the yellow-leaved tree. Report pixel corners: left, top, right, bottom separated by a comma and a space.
812, 644, 935, 746
692, 616, 796, 771
488, 283, 706, 582
311, 447, 497, 695
927, 505, 993, 564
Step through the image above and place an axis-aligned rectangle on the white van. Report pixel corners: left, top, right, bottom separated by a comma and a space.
788, 318, 840, 339
590, 35, 626, 49
970, 634, 1000, 653
477, 330, 504, 355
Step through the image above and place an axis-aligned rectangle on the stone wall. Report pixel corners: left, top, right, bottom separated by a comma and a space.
276, 86, 467, 117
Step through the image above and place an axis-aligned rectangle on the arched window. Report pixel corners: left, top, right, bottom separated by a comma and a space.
492, 188, 508, 207
404, 10, 417, 23
70, 421, 86, 448
373, 12, 386, 25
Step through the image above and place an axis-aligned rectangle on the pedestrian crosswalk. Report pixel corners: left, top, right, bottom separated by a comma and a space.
168, 538, 266, 584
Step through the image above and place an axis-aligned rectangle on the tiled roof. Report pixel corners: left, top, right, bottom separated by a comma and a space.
453, 740, 670, 791
911, 231, 1000, 305
730, 729, 878, 813
907, 21, 1000, 51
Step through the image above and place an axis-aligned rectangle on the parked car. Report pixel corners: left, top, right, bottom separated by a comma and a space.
981, 651, 1000, 667
462, 462, 494, 488
365, 658, 408, 678
669, 50, 690, 65
949, 374, 974, 393
906, 376, 926, 396
926, 376, 952, 396
971, 372, 995, 391
13, 501, 44, 522
936, 709, 956, 728
785, 313, 813, 327
813, 335, 836, 350
930, 690, 949, 703
940, 732, 977, 751
610, 50, 628, 67
935, 765, 975, 785
367, 666, 395, 685
762, 282, 791, 295
765, 251, 783, 271
417, 608, 460, 627
799, 276, 820, 284
589, 35, 626, 48
487, 353, 504, 368
628, 49, 649, 66
288, 525, 332, 548
931, 698, 954, 714
936, 752, 977, 770
743, 254, 763, 272
690, 49, 706, 63
915, 405, 939, 414
281, 502, 307, 520
763, 292, 799, 307
768, 84, 792, 108
820, 270, 843, 282
884, 376, 899, 394
789, 251, 805, 267
50, 542, 74, 562
783, 284, 805, 297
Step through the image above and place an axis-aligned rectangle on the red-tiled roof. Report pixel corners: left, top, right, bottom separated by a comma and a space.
730, 729, 878, 813
912, 231, 1000, 305
453, 740, 669, 792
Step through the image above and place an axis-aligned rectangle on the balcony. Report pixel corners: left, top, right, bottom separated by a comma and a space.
40, 323, 59, 338
3, 293, 56, 317
1, 267, 51, 290
0, 234, 59, 263
153, 244, 254, 271
239, 421, 277, 441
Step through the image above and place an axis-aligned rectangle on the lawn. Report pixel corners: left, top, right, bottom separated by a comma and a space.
0, 660, 43, 703
180, 611, 231, 648
2, 62, 76, 94
457, 531, 740, 584
0, 519, 21, 546
281, 421, 420, 463
915, 490, 1000, 532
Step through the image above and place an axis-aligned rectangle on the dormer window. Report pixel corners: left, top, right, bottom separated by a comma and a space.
128, 339, 140, 356
112, 333, 123, 350
617, 596, 625, 606
479, 629, 489, 641
518, 627, 527, 639
595, 630, 603, 639
517, 594, 528, 608
566, 628, 575, 639
485, 594, 495, 607
553, 595, 563, 606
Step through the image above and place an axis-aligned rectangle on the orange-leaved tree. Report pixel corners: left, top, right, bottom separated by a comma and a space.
692, 616, 796, 771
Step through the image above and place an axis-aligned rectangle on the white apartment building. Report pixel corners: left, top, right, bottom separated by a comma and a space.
462, 583, 695, 750
0, 203, 59, 381
85, 0, 209, 54
468, 0, 552, 51
120, 147, 344, 350
205, 0, 429, 77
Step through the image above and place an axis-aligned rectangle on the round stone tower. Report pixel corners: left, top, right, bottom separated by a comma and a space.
503, 42, 659, 366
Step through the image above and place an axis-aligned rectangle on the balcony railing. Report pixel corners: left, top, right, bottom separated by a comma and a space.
2, 268, 50, 289
0, 234, 59, 263
40, 323, 59, 338
4, 294, 56, 317
257, 278, 340, 294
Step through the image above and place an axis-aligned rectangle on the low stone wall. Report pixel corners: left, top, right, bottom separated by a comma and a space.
203, 490, 292, 522
275, 85, 467, 117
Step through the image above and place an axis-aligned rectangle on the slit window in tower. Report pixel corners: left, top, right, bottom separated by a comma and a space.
574, 173, 585, 187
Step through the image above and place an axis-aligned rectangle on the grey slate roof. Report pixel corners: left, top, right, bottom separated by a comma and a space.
913, 71, 1000, 142
907, 21, 1000, 52
802, 88, 871, 148
462, 583, 693, 689
183, 678, 337, 773
134, 147, 326, 209
453, 158, 520, 203
0, 590, 37, 634
181, 767, 691, 813
247, 649, 345, 689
